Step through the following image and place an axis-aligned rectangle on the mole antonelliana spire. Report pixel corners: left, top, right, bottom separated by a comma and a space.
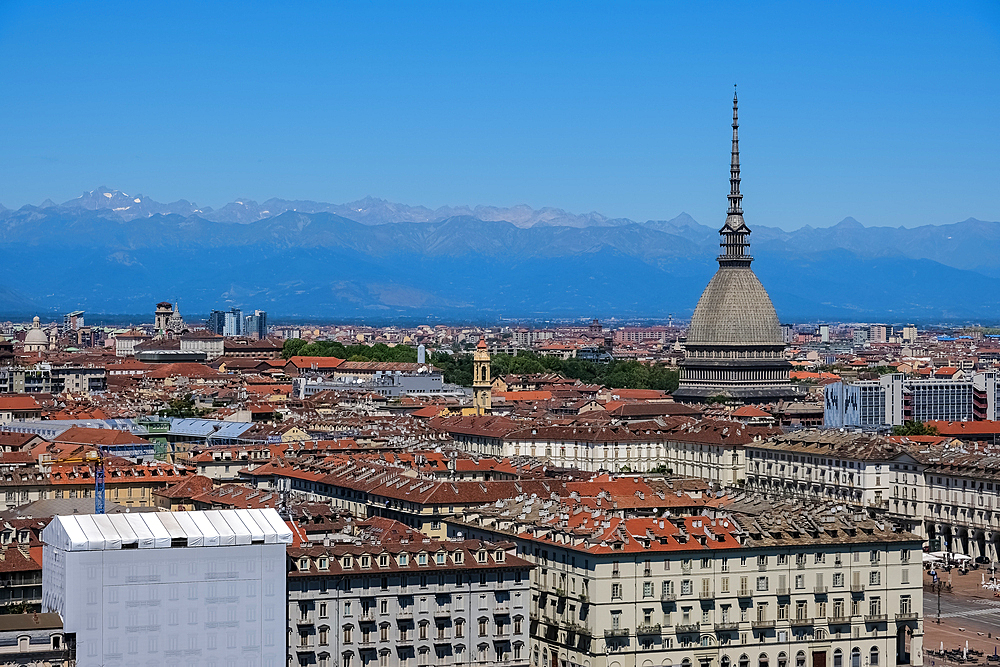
672, 89, 804, 404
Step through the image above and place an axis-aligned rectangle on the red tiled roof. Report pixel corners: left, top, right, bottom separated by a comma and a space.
287, 356, 345, 369
0, 395, 41, 411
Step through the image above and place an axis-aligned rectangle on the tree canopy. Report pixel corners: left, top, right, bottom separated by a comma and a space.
891, 420, 939, 436
282, 339, 417, 363
435, 349, 678, 392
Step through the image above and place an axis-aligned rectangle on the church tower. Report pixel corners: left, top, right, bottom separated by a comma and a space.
472, 338, 492, 415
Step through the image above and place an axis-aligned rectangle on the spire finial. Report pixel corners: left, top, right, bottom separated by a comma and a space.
718, 87, 752, 268
729, 88, 741, 215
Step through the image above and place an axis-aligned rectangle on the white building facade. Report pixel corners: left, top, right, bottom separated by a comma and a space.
42, 508, 292, 667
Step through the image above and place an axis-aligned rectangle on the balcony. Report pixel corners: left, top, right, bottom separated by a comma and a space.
895, 613, 919, 621
360, 611, 376, 622
864, 615, 887, 623
397, 636, 414, 645
796, 562, 806, 570
675, 623, 700, 634
297, 617, 314, 626
636, 623, 661, 636
563, 622, 591, 637
790, 618, 814, 627
698, 590, 715, 600
758, 565, 768, 572
751, 620, 775, 629
358, 639, 375, 648
714, 622, 740, 632
398, 609, 413, 619
775, 588, 790, 596
604, 628, 629, 638
494, 605, 510, 615
554, 588, 567, 598
660, 592, 677, 602
737, 589, 752, 598
827, 616, 850, 624
814, 586, 828, 595
433, 608, 451, 618
851, 585, 865, 593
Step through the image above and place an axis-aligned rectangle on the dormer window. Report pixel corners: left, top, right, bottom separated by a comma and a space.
361, 556, 371, 568
494, 550, 505, 563
418, 553, 428, 566
343, 556, 353, 568
318, 557, 329, 571
379, 554, 389, 568
454, 552, 464, 564
399, 554, 409, 567
436, 552, 446, 565
299, 558, 310, 571
477, 550, 487, 563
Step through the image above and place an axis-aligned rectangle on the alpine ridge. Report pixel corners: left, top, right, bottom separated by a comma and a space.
0, 188, 996, 320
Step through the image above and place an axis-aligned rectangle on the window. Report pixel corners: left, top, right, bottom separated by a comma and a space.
643, 581, 653, 598
455, 620, 465, 638
682, 579, 693, 595
756, 576, 768, 592
343, 626, 353, 644
869, 598, 881, 616
833, 573, 844, 587
319, 602, 328, 618
319, 627, 329, 645
419, 622, 428, 640
612, 583, 622, 600
870, 648, 879, 666
869, 550, 880, 564
869, 571, 881, 586
478, 618, 488, 637
900, 596, 912, 615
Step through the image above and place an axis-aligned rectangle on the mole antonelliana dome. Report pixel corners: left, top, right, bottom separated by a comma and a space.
686, 267, 783, 346
673, 91, 802, 404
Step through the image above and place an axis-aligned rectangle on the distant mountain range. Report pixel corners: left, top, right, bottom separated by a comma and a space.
0, 187, 996, 322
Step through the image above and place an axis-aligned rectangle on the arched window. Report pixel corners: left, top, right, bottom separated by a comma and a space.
722, 657, 732, 667
682, 659, 692, 667
739, 655, 750, 667
777, 652, 787, 667
760, 654, 770, 667
796, 652, 806, 667
870, 648, 879, 667
833, 649, 843, 667
851, 648, 861, 667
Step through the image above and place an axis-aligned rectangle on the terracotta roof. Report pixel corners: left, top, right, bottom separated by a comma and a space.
144, 363, 224, 379
287, 356, 345, 369
153, 474, 214, 499
732, 405, 770, 418
925, 420, 1000, 436
0, 395, 41, 411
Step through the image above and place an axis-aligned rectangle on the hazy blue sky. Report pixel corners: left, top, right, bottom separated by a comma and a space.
0, 1, 997, 230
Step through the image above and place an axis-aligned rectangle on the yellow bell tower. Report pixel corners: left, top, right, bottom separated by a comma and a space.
472, 337, 492, 415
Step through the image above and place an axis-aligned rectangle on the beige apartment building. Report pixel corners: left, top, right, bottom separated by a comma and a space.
742, 430, 1000, 561
451, 499, 923, 667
